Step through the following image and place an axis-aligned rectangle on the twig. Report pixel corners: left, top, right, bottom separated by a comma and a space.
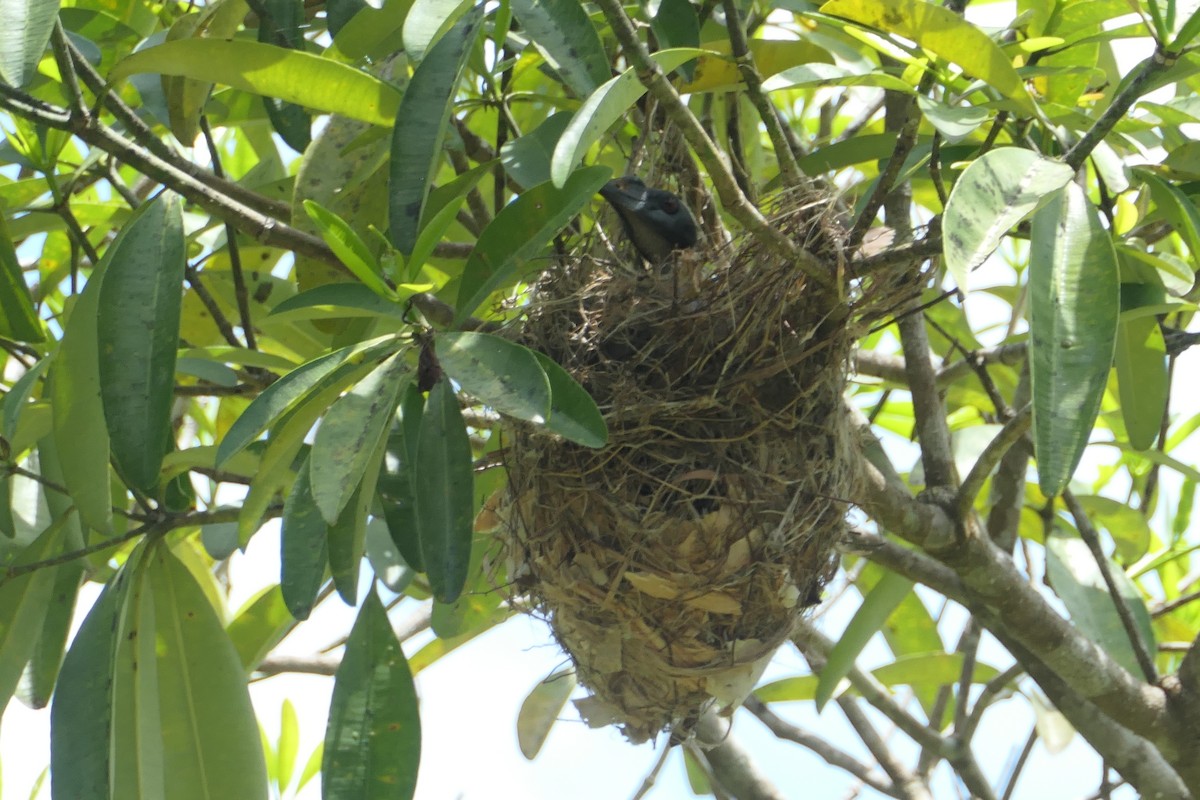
200, 116, 257, 350
1062, 490, 1159, 683
1152, 588, 1200, 618
961, 663, 1024, 743
794, 620, 950, 755
745, 697, 899, 797
629, 741, 674, 800
956, 404, 1032, 518
898, 311, 958, 489
50, 22, 89, 120
185, 264, 245, 349
58, 33, 292, 220
999, 728, 1037, 800
720, 0, 804, 188
1063, 48, 1176, 171
848, 92, 921, 249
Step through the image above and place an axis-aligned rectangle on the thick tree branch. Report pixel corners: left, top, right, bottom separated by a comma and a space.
852, 459, 1172, 742
695, 713, 787, 800
842, 527, 1191, 799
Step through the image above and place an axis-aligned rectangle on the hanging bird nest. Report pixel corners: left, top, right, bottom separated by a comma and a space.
498, 189, 890, 743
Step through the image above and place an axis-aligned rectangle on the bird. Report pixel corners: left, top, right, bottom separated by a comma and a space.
599, 176, 698, 263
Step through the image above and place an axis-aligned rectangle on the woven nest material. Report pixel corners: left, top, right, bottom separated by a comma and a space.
501, 191, 876, 743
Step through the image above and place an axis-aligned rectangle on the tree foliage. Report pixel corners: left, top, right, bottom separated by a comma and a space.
1, 0, 1200, 797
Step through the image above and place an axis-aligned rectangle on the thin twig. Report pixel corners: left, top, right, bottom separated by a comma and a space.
185, 264, 245, 348
999, 728, 1038, 800
956, 405, 1032, 518
200, 116, 256, 350
745, 697, 899, 797
1062, 490, 1159, 683
961, 663, 1024, 743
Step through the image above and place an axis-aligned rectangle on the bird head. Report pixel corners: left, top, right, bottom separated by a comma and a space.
599, 176, 698, 263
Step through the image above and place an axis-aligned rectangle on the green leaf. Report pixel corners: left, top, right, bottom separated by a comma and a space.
277, 698, 302, 792
1045, 530, 1155, 677
377, 391, 424, 572
303, 201, 390, 297
326, 439, 387, 603
97, 193, 186, 491
402, 0, 474, 62
0, 211, 43, 341
310, 352, 408, 524
1070, 495, 1153, 564
499, 112, 572, 189
258, 0, 313, 151
323, 587, 421, 800
510, 0, 610, 97
0, 0, 60, 87
270, 283, 423, 322
389, 6, 484, 253
227, 584, 296, 672
820, 0, 1036, 114
550, 49, 705, 187
109, 545, 164, 800
217, 337, 398, 466
1115, 312, 1167, 453
1138, 170, 1200, 264
675, 40, 833, 93
815, 570, 914, 711
757, 654, 1002, 702
533, 352, 607, 448
2, 356, 47, 442
330, 0, 413, 61
50, 262, 113, 535
414, 378, 474, 603
147, 542, 270, 798
110, 39, 403, 127
21, 559, 83, 709
50, 575, 125, 799
365, 517, 414, 592
915, 96, 990, 142
455, 165, 612, 321
762, 62, 914, 94
652, 0, 699, 79
1029, 182, 1119, 497
281, 453, 330, 620
408, 604, 509, 671
942, 148, 1074, 293
516, 670, 576, 759
0, 518, 67, 713
434, 332, 551, 424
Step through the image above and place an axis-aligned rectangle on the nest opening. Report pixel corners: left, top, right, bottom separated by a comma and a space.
500, 190, 884, 743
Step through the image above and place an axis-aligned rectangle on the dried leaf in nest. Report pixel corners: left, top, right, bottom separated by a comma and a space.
501, 190, 871, 743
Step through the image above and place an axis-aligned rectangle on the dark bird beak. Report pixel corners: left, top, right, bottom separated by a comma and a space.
598, 177, 698, 263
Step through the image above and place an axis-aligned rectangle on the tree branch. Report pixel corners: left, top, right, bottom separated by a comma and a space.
1063, 48, 1177, 172
1063, 489, 1159, 683
956, 404, 1032, 518
744, 697, 899, 798
719, 0, 804, 188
